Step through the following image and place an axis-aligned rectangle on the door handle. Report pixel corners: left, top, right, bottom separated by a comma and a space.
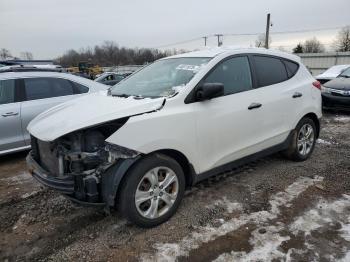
292, 92, 303, 98
2, 112, 19, 117
248, 103, 262, 110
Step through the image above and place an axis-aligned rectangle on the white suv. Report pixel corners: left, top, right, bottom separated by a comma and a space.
27, 47, 322, 227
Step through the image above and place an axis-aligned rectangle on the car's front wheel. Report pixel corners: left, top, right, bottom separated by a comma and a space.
118, 154, 185, 228
283, 117, 317, 161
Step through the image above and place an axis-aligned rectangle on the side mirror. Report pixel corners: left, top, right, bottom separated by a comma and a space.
196, 83, 224, 101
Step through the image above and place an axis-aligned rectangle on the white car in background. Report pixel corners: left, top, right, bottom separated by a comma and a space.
316, 64, 350, 84
0, 71, 107, 155
27, 47, 322, 227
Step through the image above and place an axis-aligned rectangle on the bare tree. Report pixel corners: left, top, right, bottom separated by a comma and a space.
0, 48, 12, 59
56, 41, 171, 67
302, 37, 325, 53
333, 26, 350, 52
255, 34, 271, 48
20, 51, 33, 60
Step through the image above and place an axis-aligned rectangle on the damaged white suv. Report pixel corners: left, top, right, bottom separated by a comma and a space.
27, 47, 322, 227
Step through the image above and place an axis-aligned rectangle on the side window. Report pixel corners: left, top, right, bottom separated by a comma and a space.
204, 56, 252, 95
24, 77, 75, 101
106, 75, 114, 81
51, 78, 74, 97
72, 82, 89, 94
283, 60, 299, 78
116, 75, 125, 81
0, 79, 15, 105
253, 56, 288, 87
24, 78, 52, 100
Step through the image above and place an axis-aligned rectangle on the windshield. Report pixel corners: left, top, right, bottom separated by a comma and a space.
95, 73, 112, 81
110, 57, 211, 97
338, 67, 350, 78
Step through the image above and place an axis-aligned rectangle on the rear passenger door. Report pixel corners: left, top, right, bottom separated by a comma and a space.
20, 77, 86, 144
194, 54, 298, 173
251, 55, 301, 140
0, 79, 25, 152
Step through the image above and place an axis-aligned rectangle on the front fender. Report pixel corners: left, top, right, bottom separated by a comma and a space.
101, 156, 141, 207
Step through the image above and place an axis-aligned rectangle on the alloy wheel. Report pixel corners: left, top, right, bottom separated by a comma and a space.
135, 167, 179, 219
297, 123, 315, 156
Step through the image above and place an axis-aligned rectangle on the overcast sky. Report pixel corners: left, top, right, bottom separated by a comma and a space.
1, 0, 349, 59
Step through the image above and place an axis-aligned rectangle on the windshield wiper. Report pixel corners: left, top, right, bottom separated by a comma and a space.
112, 93, 130, 98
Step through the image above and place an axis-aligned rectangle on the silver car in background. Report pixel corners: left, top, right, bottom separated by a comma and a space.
0, 71, 107, 155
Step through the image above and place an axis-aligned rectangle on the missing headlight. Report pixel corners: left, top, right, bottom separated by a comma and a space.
105, 143, 140, 162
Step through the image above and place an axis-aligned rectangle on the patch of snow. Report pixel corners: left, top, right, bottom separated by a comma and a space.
317, 139, 332, 145
289, 194, 350, 236
207, 197, 243, 213
334, 116, 350, 123
340, 216, 350, 242
338, 251, 350, 262
285, 248, 309, 262
141, 176, 323, 262
214, 225, 290, 262
21, 190, 41, 199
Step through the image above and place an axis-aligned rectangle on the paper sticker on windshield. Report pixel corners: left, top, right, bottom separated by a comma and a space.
176, 64, 201, 71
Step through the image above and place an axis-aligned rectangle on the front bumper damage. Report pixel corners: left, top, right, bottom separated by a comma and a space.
26, 151, 140, 207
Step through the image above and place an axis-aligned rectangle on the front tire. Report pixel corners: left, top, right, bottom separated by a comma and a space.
283, 117, 317, 161
118, 154, 185, 228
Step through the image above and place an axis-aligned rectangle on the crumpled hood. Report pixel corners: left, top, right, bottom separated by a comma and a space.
28, 91, 165, 141
324, 77, 350, 90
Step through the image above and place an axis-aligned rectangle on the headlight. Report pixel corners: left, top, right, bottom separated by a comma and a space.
105, 142, 140, 162
321, 86, 331, 93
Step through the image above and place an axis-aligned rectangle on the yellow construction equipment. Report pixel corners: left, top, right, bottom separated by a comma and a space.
67, 62, 103, 79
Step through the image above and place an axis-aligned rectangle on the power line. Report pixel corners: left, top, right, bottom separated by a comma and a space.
154, 25, 345, 49
155, 36, 204, 49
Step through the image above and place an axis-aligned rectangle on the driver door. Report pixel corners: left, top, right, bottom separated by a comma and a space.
194, 56, 265, 173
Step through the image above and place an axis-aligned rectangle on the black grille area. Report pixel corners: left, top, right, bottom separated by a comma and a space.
30, 136, 40, 162
331, 91, 350, 97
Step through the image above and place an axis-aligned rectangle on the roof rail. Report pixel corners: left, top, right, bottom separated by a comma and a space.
0, 66, 63, 73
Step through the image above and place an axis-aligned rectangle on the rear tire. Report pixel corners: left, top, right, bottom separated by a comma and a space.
118, 154, 185, 228
283, 117, 316, 161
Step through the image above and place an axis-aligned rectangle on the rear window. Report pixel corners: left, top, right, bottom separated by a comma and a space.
253, 56, 288, 87
284, 60, 299, 78
72, 82, 89, 94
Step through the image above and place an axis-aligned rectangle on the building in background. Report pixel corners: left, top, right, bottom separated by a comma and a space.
297, 52, 350, 76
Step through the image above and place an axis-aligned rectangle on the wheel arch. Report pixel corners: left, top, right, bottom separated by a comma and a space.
111, 149, 196, 208
152, 149, 196, 189
301, 112, 320, 138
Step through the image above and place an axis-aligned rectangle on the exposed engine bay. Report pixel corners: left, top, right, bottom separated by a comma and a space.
30, 118, 140, 204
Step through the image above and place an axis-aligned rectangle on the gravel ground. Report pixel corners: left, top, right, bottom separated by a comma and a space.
0, 112, 349, 262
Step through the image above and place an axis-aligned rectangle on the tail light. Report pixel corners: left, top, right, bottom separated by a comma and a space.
312, 81, 321, 90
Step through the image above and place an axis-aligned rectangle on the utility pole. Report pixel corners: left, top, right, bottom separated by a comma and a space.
203, 36, 208, 46
265, 13, 271, 49
215, 34, 223, 47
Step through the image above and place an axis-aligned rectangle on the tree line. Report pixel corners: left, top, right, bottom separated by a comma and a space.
56, 41, 183, 67
292, 26, 350, 53
1, 26, 349, 64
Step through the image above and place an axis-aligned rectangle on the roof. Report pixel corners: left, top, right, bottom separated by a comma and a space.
0, 71, 107, 89
0, 65, 62, 73
165, 46, 301, 62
